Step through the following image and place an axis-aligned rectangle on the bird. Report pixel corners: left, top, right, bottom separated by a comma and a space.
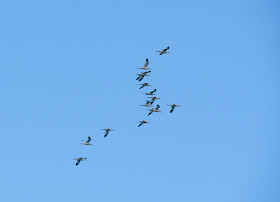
101, 128, 115, 138
144, 89, 156, 95
156, 46, 170, 55
148, 105, 161, 116
138, 120, 149, 127
138, 58, 150, 70
168, 104, 180, 113
148, 96, 160, 105
81, 136, 93, 146
139, 82, 151, 89
140, 100, 153, 107
73, 157, 87, 166
136, 71, 151, 81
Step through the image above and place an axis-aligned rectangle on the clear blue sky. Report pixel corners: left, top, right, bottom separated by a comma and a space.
0, 1, 279, 202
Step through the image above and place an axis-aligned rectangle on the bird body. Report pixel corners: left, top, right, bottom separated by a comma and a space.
144, 89, 156, 95
140, 100, 153, 107
101, 128, 114, 138
138, 58, 150, 70
156, 46, 170, 55
136, 71, 151, 81
139, 82, 151, 89
81, 136, 93, 146
148, 96, 160, 105
148, 105, 161, 116
168, 104, 180, 113
138, 120, 149, 127
73, 157, 87, 166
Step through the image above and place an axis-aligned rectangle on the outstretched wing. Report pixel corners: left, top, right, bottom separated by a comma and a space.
145, 100, 150, 104
163, 46, 169, 51
138, 75, 144, 81
170, 105, 175, 113
138, 122, 143, 127
76, 159, 80, 166
148, 111, 153, 116
86, 136, 91, 143
144, 58, 149, 67
150, 97, 156, 104
104, 130, 109, 137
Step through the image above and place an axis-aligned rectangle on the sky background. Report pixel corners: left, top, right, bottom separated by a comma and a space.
0, 0, 279, 202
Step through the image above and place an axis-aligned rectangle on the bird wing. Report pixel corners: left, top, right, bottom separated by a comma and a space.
148, 111, 153, 116
86, 136, 91, 143
163, 46, 169, 51
138, 75, 144, 81
104, 130, 109, 137
144, 58, 149, 67
146, 100, 150, 104
76, 159, 80, 166
170, 105, 175, 113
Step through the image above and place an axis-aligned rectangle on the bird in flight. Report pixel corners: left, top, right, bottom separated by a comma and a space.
101, 128, 115, 138
138, 120, 149, 127
148, 105, 161, 116
81, 136, 93, 146
156, 46, 170, 55
73, 157, 87, 166
139, 82, 151, 89
168, 104, 180, 113
140, 100, 153, 107
138, 58, 150, 70
143, 89, 156, 95
148, 96, 160, 105
136, 71, 151, 81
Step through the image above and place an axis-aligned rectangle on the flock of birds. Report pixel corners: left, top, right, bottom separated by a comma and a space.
73, 46, 180, 166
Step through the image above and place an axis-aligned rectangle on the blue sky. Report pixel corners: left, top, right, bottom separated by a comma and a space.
0, 1, 279, 202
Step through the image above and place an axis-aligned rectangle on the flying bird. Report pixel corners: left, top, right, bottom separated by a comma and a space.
139, 82, 151, 89
148, 105, 161, 116
101, 128, 115, 138
140, 100, 153, 107
138, 58, 150, 70
148, 96, 160, 105
136, 71, 151, 81
144, 89, 156, 95
73, 157, 87, 166
138, 120, 149, 127
81, 136, 93, 146
156, 46, 170, 55
168, 104, 180, 113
